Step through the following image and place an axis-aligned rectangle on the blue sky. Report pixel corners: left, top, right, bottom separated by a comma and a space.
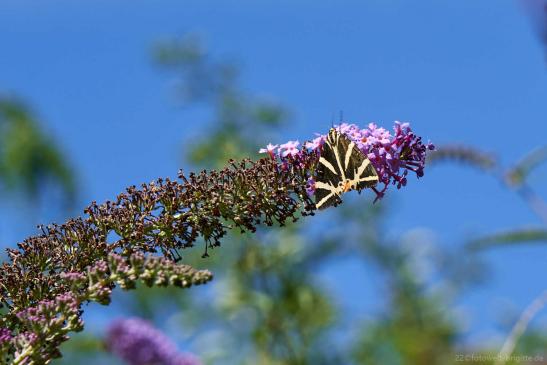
1, 0, 546, 350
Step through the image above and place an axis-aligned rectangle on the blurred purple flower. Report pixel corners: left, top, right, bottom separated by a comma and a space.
106, 317, 201, 365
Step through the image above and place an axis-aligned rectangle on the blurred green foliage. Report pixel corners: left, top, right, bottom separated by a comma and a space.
0, 97, 76, 203
153, 34, 288, 168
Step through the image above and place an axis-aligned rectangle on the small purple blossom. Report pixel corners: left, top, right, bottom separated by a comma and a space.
278, 140, 300, 157
258, 143, 278, 159
107, 317, 201, 365
304, 135, 326, 151
15, 293, 82, 335
60, 272, 86, 281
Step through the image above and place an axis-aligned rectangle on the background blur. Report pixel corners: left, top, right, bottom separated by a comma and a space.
1, 1, 547, 364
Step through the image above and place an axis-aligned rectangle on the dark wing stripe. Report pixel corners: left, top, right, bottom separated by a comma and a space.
344, 137, 378, 188
355, 156, 379, 190
315, 181, 342, 209
322, 139, 342, 176
330, 132, 346, 181
315, 133, 343, 210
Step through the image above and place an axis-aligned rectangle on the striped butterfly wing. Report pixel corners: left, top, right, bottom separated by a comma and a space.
315, 134, 344, 209
315, 129, 379, 210
345, 140, 379, 192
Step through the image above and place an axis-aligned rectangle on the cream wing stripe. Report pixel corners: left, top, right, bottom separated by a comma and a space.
315, 181, 339, 192
356, 158, 371, 178
331, 137, 346, 181
316, 192, 335, 209
319, 157, 337, 175
344, 141, 355, 169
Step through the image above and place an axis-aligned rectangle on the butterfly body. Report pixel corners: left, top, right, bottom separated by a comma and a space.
314, 128, 379, 209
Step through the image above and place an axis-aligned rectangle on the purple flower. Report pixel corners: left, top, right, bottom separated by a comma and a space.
258, 143, 279, 159
106, 317, 201, 365
16, 292, 81, 330
60, 272, 86, 282
343, 121, 434, 200
304, 135, 326, 151
278, 140, 300, 157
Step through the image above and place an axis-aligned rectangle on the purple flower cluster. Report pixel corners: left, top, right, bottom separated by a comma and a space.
60, 271, 86, 282
16, 293, 82, 332
342, 122, 435, 199
0, 254, 212, 364
258, 121, 434, 201
4, 293, 84, 363
106, 317, 201, 365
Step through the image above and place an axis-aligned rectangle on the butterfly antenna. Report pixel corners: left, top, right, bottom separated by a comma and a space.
336, 110, 345, 134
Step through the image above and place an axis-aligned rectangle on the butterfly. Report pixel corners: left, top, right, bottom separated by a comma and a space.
315, 128, 379, 209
